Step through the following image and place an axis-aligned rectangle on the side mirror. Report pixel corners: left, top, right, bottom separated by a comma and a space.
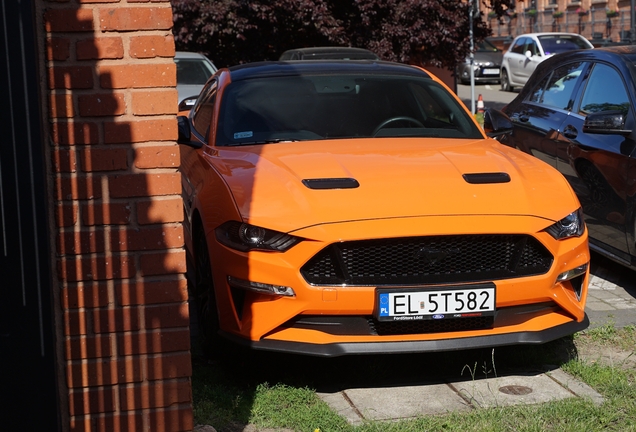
524, 50, 533, 58
178, 96, 199, 112
177, 116, 203, 149
483, 108, 513, 138
583, 110, 632, 135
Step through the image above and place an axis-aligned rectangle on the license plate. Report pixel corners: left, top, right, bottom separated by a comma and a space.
376, 283, 495, 321
482, 68, 500, 75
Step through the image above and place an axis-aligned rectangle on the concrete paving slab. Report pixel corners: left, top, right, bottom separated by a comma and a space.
318, 369, 603, 424
318, 383, 470, 424
547, 369, 605, 406
450, 372, 574, 409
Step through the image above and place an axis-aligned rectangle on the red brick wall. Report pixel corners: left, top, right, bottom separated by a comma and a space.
42, 1, 192, 430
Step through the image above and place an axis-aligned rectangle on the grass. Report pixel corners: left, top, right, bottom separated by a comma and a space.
191, 325, 636, 432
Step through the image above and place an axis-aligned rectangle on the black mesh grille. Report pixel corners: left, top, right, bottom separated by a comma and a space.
300, 234, 553, 285
370, 316, 494, 335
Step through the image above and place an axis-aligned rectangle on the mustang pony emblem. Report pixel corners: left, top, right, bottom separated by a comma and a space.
416, 247, 460, 265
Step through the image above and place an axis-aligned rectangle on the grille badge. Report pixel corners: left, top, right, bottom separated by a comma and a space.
415, 247, 460, 265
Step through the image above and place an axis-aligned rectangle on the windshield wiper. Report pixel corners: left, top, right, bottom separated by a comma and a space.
229, 138, 299, 146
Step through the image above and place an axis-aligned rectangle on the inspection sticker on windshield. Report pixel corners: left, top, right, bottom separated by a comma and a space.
376, 283, 495, 321
234, 131, 253, 139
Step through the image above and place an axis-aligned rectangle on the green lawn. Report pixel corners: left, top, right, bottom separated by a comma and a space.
192, 325, 636, 431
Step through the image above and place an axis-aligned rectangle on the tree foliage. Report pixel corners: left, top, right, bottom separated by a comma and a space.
171, 0, 516, 69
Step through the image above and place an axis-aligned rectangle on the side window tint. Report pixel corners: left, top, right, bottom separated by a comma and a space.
580, 63, 630, 115
191, 80, 218, 140
511, 38, 526, 54
539, 62, 586, 110
528, 74, 551, 103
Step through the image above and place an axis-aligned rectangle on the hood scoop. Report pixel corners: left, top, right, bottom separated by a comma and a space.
463, 172, 511, 184
302, 178, 360, 190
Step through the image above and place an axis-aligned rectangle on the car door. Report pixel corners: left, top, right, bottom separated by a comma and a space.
517, 38, 543, 84
503, 61, 588, 169
180, 79, 218, 241
554, 62, 636, 260
506, 37, 527, 85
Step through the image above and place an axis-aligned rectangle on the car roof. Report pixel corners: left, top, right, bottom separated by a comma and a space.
279, 46, 379, 60
226, 60, 431, 81
535, 45, 636, 67
513, 32, 589, 39
175, 51, 210, 59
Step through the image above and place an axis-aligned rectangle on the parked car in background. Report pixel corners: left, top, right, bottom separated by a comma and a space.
177, 59, 589, 357
175, 51, 217, 109
500, 33, 593, 91
498, 46, 636, 270
456, 38, 503, 84
279, 46, 379, 60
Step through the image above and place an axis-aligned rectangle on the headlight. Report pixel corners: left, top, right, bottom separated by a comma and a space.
545, 208, 585, 240
215, 221, 302, 252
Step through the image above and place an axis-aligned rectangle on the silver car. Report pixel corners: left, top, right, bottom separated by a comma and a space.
175, 51, 217, 108
500, 32, 593, 92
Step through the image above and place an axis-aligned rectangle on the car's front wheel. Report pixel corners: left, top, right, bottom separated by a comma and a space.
501, 69, 513, 92
193, 223, 222, 357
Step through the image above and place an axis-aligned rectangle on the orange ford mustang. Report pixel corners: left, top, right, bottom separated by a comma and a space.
177, 60, 590, 357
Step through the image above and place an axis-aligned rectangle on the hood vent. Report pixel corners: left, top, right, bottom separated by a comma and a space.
462, 172, 511, 184
302, 178, 360, 190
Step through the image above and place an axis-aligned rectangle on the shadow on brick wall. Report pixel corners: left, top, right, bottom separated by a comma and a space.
45, 3, 192, 431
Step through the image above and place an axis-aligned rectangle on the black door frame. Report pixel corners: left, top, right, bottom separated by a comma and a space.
1, 0, 61, 429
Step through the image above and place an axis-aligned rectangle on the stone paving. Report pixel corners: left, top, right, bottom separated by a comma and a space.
586, 253, 636, 329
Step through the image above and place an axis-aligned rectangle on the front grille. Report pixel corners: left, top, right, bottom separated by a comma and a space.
300, 234, 553, 285
370, 316, 494, 335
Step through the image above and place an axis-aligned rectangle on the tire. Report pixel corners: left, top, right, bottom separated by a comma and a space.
501, 69, 513, 92
193, 224, 221, 357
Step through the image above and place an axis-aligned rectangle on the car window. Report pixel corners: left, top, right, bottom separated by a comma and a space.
510, 38, 527, 54
175, 58, 216, 85
477, 39, 499, 52
537, 35, 591, 55
579, 63, 630, 115
529, 62, 586, 110
191, 79, 218, 140
525, 40, 539, 56
216, 74, 483, 146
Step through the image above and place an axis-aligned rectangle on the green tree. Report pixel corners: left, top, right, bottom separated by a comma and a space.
171, 0, 515, 69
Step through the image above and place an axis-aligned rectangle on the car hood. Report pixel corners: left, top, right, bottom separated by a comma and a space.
208, 138, 578, 232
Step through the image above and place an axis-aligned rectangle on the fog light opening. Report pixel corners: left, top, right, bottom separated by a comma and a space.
556, 263, 588, 301
227, 276, 295, 297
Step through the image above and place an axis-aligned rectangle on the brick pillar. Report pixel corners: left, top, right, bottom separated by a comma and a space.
42, 2, 193, 431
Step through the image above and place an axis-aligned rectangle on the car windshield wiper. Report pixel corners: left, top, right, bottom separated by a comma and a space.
229, 139, 299, 146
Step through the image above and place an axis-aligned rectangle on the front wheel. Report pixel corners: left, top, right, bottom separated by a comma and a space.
193, 224, 221, 357
501, 69, 513, 92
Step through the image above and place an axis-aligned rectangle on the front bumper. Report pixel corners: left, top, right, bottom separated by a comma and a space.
207, 215, 590, 355
222, 312, 590, 357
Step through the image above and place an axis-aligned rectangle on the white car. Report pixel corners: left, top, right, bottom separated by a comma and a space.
175, 51, 217, 108
500, 33, 593, 92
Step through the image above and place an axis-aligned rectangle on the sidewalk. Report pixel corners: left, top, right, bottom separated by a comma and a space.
586, 253, 636, 329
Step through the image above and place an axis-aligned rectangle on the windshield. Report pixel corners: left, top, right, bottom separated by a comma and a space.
477, 39, 499, 52
175, 58, 217, 85
538, 35, 591, 55
216, 74, 482, 146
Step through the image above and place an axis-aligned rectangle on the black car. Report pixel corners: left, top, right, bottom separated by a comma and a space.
497, 46, 636, 269
456, 39, 503, 85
